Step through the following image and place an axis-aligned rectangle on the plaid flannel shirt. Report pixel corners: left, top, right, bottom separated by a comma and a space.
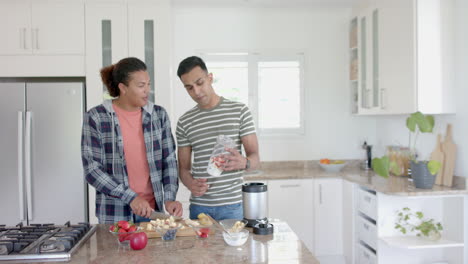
81, 100, 178, 223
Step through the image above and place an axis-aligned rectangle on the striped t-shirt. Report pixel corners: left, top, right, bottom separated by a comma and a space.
176, 97, 256, 206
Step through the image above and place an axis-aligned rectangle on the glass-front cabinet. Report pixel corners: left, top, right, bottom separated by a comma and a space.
84, 3, 128, 110
84, 1, 172, 112
351, 0, 455, 115
350, 4, 381, 115
349, 18, 358, 114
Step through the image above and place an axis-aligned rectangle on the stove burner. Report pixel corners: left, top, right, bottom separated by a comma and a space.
39, 240, 66, 253
0, 242, 13, 255
13, 242, 29, 252
0, 221, 95, 261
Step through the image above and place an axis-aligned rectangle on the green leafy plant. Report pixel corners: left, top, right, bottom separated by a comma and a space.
395, 207, 443, 239
372, 111, 441, 178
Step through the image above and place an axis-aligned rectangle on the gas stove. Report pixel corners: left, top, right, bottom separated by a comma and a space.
0, 221, 96, 262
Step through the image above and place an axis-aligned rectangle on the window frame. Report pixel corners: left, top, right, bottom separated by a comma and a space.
199, 51, 306, 136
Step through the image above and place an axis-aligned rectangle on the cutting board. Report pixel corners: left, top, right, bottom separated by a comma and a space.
139, 221, 215, 238
430, 134, 445, 185
441, 124, 457, 187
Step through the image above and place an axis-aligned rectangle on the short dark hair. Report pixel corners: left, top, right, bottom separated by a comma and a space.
100, 57, 147, 97
177, 56, 208, 78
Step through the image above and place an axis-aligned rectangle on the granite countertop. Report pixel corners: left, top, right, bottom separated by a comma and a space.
44, 221, 318, 264
244, 160, 468, 196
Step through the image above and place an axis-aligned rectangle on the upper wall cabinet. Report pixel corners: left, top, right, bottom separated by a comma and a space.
350, 1, 381, 115
85, 1, 172, 111
84, 2, 129, 110
351, 0, 455, 115
0, 0, 85, 76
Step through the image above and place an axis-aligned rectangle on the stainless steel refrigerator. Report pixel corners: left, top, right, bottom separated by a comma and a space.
0, 79, 87, 226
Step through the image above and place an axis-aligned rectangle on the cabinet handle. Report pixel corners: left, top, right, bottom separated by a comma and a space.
279, 184, 300, 188
364, 195, 371, 202
25, 111, 33, 221
380, 88, 386, 109
319, 184, 323, 205
34, 28, 39, 50
363, 223, 369, 230
21, 28, 27, 49
17, 112, 25, 221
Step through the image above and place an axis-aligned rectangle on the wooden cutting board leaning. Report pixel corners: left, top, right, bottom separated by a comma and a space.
430, 134, 445, 185
441, 124, 457, 187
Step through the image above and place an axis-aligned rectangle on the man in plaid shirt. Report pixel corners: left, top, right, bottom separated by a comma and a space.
81, 57, 181, 223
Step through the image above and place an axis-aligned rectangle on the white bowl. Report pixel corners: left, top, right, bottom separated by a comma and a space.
222, 229, 249, 246
319, 162, 346, 173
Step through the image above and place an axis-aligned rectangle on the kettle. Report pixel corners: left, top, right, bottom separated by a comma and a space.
242, 182, 268, 227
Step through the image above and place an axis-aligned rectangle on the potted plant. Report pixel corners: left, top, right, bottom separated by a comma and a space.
372, 112, 441, 189
395, 207, 443, 241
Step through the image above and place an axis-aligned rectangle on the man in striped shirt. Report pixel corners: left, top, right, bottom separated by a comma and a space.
176, 56, 260, 220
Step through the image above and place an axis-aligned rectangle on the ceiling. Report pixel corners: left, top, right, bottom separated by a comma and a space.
171, 0, 358, 8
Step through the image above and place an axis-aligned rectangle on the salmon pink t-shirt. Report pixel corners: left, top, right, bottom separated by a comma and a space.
113, 103, 156, 210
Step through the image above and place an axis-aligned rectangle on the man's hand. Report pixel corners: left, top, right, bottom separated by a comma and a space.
165, 201, 183, 217
221, 148, 247, 171
130, 196, 153, 218
187, 178, 209, 197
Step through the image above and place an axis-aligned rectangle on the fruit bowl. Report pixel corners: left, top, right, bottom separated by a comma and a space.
154, 225, 182, 241
318, 160, 346, 173
188, 224, 212, 239
219, 219, 248, 233
109, 226, 142, 245
222, 229, 249, 246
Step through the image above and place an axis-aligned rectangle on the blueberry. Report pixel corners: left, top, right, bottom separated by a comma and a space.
163, 229, 177, 240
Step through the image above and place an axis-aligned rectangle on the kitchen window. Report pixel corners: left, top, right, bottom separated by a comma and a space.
202, 52, 305, 135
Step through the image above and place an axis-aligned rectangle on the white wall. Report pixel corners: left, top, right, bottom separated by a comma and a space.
374, 0, 468, 178
171, 7, 377, 161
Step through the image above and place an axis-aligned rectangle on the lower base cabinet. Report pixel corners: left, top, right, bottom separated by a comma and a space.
314, 178, 344, 256
268, 178, 344, 259
268, 179, 315, 252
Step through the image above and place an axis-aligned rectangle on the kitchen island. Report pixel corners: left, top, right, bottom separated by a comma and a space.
43, 221, 318, 264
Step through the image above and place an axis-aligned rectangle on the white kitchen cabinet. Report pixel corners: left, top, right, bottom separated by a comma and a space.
84, 2, 128, 111
350, 1, 381, 115
128, 1, 172, 111
314, 178, 344, 257
268, 179, 314, 253
268, 178, 344, 260
379, 0, 454, 114
0, 0, 85, 76
84, 1, 172, 111
351, 0, 455, 115
0, 0, 84, 55
0, 1, 31, 55
342, 180, 356, 264
380, 0, 456, 115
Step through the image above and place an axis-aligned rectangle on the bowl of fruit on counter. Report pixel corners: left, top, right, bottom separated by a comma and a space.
146, 216, 184, 241
319, 159, 347, 173
220, 219, 249, 246
109, 221, 147, 250
185, 213, 213, 239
